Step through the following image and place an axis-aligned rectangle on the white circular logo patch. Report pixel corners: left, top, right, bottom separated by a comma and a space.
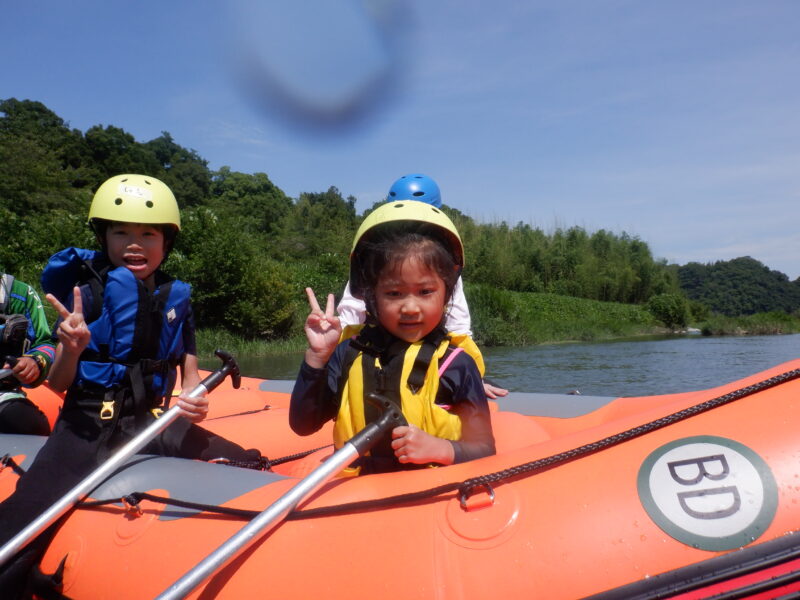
638, 436, 778, 551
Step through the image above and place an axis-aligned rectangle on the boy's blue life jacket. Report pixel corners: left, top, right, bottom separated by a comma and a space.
41, 247, 192, 412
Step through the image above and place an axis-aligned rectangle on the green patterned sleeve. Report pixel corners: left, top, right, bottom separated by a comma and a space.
8, 279, 56, 387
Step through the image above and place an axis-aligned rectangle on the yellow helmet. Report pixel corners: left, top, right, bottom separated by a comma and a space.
88, 174, 181, 230
351, 200, 464, 267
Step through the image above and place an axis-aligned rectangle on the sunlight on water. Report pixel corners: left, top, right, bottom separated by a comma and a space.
218, 334, 800, 398
482, 334, 800, 397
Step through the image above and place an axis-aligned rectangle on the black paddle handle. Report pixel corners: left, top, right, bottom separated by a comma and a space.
349, 392, 408, 456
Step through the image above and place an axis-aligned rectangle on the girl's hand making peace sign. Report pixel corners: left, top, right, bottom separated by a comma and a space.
303, 287, 341, 369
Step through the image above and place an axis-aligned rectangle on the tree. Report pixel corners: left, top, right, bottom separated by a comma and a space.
281, 186, 358, 257
678, 257, 800, 315
209, 167, 292, 238
647, 293, 689, 329
146, 132, 211, 207
0, 98, 89, 213
169, 208, 295, 338
84, 124, 162, 184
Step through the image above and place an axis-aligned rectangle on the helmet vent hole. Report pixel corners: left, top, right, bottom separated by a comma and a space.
146, 201, 154, 208
144, 179, 152, 185
394, 203, 404, 208
114, 198, 123, 205
413, 191, 424, 196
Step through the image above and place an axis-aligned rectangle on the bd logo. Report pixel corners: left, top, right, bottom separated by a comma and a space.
637, 436, 778, 551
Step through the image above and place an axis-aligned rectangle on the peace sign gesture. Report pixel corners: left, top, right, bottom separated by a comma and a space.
303, 287, 341, 369
46, 287, 91, 356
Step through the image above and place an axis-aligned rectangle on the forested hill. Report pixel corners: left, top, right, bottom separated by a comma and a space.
1, 97, 796, 340
678, 257, 800, 316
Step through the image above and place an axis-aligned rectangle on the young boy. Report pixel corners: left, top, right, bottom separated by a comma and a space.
0, 273, 54, 436
0, 174, 261, 598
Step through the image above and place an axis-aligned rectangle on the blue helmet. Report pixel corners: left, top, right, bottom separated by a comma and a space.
387, 173, 442, 208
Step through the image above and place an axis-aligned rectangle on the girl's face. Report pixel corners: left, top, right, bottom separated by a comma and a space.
105, 222, 165, 281
374, 254, 446, 343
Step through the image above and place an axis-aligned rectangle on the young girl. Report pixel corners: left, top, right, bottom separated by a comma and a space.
336, 173, 508, 400
290, 201, 495, 474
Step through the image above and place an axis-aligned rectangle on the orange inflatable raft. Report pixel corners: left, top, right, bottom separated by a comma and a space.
3, 360, 800, 598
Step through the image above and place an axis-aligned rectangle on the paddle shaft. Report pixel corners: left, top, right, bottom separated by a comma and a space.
157, 441, 360, 600
0, 361, 235, 567
158, 394, 406, 600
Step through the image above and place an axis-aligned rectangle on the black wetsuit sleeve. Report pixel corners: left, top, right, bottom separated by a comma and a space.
182, 303, 197, 356
438, 352, 496, 463
289, 343, 348, 435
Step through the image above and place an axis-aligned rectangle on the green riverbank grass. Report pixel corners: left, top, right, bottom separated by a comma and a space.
197, 285, 664, 359
196, 287, 800, 362
699, 311, 800, 336
465, 284, 661, 346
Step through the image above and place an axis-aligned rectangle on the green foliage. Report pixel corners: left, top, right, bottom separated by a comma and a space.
5, 98, 796, 348
168, 208, 295, 338
0, 98, 89, 214
281, 187, 358, 257
281, 254, 350, 336
678, 257, 800, 316
0, 207, 94, 287
646, 293, 689, 329
209, 167, 293, 240
145, 132, 211, 207
700, 311, 800, 336
466, 283, 659, 346
447, 211, 681, 305
687, 299, 711, 322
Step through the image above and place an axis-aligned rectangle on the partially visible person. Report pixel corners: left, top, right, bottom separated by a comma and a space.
292, 200, 496, 475
336, 173, 508, 399
0, 273, 54, 436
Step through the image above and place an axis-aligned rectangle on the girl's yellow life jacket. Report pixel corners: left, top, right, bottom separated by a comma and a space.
333, 324, 485, 453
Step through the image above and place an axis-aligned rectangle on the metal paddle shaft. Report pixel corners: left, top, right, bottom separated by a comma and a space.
158, 392, 407, 600
0, 349, 240, 567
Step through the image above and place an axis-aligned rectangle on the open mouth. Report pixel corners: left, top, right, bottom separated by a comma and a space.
124, 256, 148, 270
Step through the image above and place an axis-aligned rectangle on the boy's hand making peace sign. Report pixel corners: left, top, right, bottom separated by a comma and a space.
46, 287, 91, 356
303, 287, 341, 369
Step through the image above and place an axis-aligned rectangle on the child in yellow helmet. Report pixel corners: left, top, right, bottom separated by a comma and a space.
291, 201, 496, 475
337, 174, 508, 399
0, 175, 262, 597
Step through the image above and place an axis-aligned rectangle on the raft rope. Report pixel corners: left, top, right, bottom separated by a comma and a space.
208, 444, 333, 471
203, 404, 272, 422
74, 367, 800, 521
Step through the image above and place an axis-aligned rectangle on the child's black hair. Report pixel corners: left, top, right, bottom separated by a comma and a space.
351, 222, 461, 319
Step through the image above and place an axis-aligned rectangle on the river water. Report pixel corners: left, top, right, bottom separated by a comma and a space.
220, 334, 800, 398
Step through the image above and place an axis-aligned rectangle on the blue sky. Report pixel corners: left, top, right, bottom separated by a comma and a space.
4, 1, 800, 278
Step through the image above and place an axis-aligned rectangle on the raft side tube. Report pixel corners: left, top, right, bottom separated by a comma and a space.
0, 435, 284, 520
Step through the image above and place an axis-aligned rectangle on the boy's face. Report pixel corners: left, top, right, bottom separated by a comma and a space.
374, 255, 446, 343
105, 222, 165, 281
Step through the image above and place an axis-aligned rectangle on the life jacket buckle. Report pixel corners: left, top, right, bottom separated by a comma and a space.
151, 407, 164, 419
99, 400, 115, 420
